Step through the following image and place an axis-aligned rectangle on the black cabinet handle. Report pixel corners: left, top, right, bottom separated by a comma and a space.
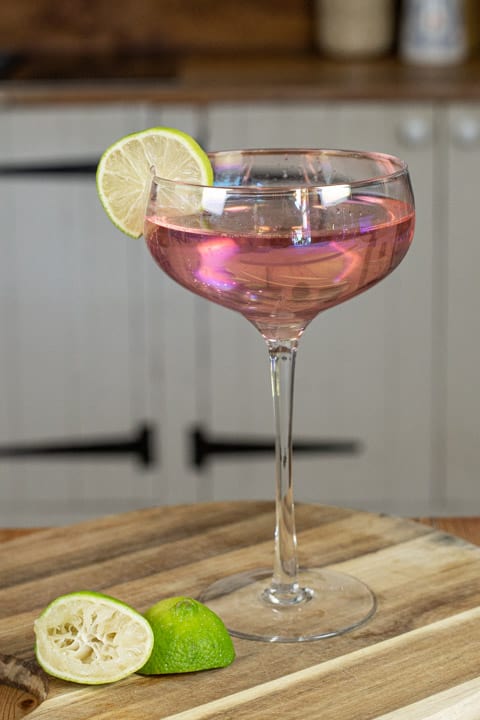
0, 161, 98, 177
0, 422, 155, 467
0, 51, 22, 79
190, 425, 361, 469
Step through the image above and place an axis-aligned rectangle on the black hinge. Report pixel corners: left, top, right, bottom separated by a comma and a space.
0, 422, 155, 467
0, 161, 98, 177
190, 424, 361, 469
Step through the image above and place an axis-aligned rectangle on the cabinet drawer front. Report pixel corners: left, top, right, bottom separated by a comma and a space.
0, 104, 202, 525
203, 102, 434, 515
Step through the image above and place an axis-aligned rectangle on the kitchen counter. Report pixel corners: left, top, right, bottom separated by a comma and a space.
2, 53, 480, 105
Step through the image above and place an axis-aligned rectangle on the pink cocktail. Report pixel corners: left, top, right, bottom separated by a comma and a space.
146, 194, 413, 341
145, 149, 415, 642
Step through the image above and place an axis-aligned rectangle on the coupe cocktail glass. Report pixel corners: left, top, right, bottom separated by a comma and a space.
144, 149, 415, 642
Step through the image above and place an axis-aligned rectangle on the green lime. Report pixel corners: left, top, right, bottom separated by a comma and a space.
34, 591, 154, 685
138, 596, 235, 675
96, 127, 213, 238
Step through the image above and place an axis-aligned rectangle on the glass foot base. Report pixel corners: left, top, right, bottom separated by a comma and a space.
198, 567, 376, 643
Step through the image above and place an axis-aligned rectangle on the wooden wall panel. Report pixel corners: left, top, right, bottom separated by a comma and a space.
0, 1, 314, 54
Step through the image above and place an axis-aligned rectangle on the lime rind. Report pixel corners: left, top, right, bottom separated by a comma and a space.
138, 596, 235, 675
34, 591, 154, 685
96, 127, 214, 239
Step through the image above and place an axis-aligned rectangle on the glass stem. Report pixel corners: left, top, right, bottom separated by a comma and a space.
263, 339, 310, 606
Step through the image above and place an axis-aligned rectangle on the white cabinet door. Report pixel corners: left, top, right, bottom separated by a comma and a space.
202, 102, 435, 515
444, 104, 480, 512
0, 104, 201, 525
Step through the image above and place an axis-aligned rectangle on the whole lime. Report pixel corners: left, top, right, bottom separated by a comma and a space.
138, 596, 235, 674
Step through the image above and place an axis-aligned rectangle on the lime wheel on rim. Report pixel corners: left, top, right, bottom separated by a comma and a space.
96, 127, 213, 238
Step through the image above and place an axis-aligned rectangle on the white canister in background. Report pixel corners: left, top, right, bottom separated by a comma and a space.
400, 0, 467, 65
314, 0, 396, 59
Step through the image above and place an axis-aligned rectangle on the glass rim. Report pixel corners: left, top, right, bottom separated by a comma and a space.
151, 147, 410, 193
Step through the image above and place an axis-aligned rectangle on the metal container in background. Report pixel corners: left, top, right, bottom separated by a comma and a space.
400, 0, 468, 65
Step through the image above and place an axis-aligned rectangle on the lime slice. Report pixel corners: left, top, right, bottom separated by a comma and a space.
138, 596, 235, 675
34, 591, 154, 685
96, 127, 213, 238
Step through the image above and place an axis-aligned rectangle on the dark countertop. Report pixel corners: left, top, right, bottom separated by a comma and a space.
1, 53, 480, 105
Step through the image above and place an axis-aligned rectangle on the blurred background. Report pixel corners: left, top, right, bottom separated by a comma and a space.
0, 0, 479, 526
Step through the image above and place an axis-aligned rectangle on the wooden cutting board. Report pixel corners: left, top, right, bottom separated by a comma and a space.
1, 501, 480, 719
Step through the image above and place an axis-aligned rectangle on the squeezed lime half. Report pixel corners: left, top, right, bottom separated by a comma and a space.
34, 590, 154, 685
139, 596, 235, 675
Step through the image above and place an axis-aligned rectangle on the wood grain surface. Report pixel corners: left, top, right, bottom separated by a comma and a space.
3, 516, 480, 545
1, 502, 480, 719
418, 516, 480, 546
0, 653, 48, 720
0, 0, 312, 54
